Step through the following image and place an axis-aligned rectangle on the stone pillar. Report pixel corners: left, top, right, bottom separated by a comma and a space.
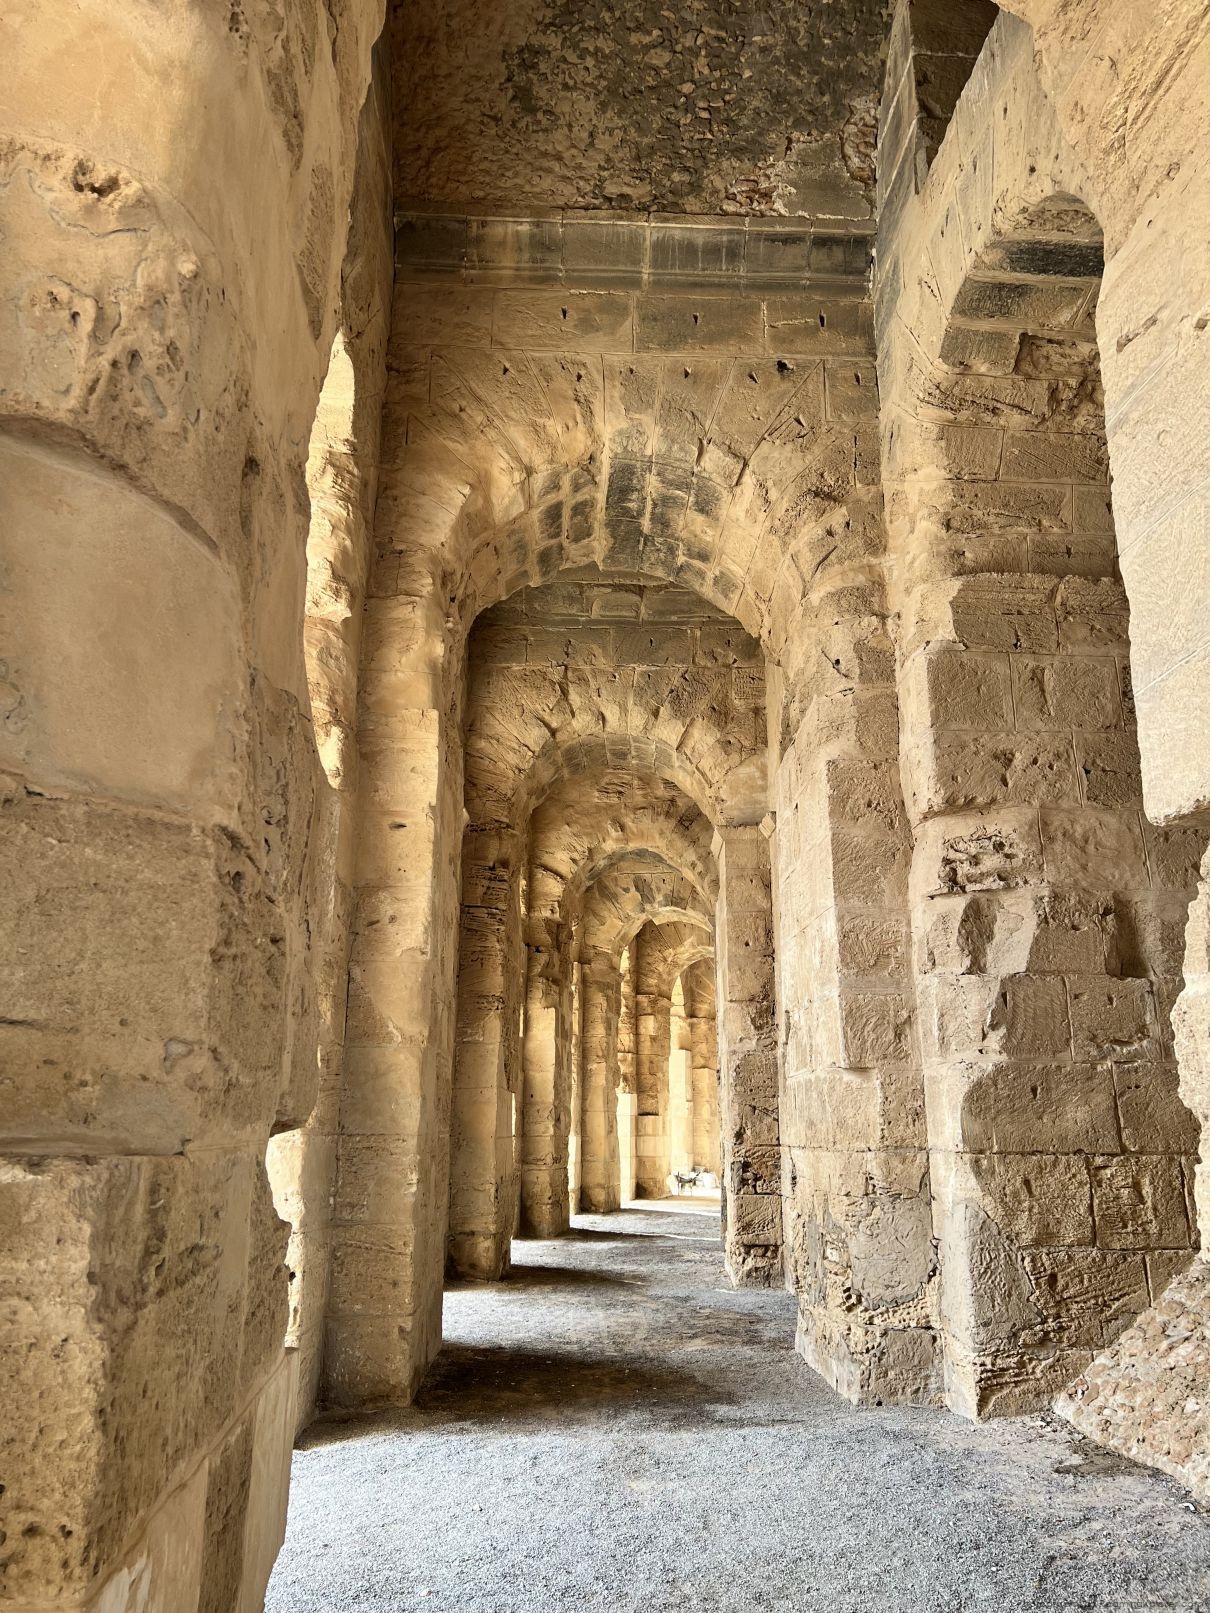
668, 980, 695, 1176
568, 960, 584, 1214
686, 973, 722, 1175
265, 70, 393, 1428
327, 579, 463, 1404
635, 935, 673, 1197
616, 945, 639, 1202
1, 3, 383, 1602
448, 824, 524, 1278
714, 826, 783, 1286
896, 525, 1199, 1419
884, 298, 1201, 1414
579, 956, 622, 1213
519, 932, 572, 1237
1057, 844, 1210, 1501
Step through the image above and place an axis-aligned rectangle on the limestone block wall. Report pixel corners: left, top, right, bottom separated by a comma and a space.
0, 0, 385, 1604
985, 0, 1210, 1500
876, 9, 1204, 1443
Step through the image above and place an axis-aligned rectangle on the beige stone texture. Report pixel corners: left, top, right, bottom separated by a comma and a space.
6, 0, 1210, 1596
875, 0, 1208, 1487
0, 0, 386, 1603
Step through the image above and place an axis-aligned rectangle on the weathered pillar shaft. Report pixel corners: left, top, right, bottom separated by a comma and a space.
635, 981, 673, 1197
519, 938, 573, 1236
448, 824, 524, 1278
714, 826, 783, 1286
668, 987, 695, 1175
579, 958, 622, 1213
568, 961, 584, 1213
689, 1013, 721, 1174
328, 584, 462, 1402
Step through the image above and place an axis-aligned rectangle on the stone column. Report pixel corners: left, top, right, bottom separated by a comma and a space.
890, 351, 1200, 1419
635, 940, 673, 1197
519, 930, 572, 1236
448, 824, 524, 1278
685, 968, 722, 1174
579, 955, 622, 1213
617, 945, 639, 1201
1056, 842, 1210, 1499
327, 579, 463, 1403
568, 960, 584, 1214
668, 981, 695, 1176
714, 825, 783, 1286
1, 4, 382, 1603
265, 77, 393, 1428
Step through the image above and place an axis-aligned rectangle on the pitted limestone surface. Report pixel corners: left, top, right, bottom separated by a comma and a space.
267, 1205, 1210, 1613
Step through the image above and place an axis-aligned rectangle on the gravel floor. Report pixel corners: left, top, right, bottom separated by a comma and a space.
267, 1202, 1210, 1613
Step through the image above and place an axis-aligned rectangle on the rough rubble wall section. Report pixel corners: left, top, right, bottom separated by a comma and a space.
392, 0, 889, 217
0, 0, 384, 1604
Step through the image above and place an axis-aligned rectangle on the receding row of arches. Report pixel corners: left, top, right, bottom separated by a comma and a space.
5, 2, 1210, 1605
259, 9, 1207, 1448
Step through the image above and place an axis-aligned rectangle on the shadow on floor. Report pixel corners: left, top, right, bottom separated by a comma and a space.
299, 1343, 729, 1446
419, 1343, 728, 1420
494, 1263, 638, 1291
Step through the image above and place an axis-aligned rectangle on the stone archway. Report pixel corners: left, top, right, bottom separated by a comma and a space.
877, 11, 1203, 1420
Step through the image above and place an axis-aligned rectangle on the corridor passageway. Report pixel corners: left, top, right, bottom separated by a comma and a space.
267, 1203, 1210, 1613
7, 4, 1210, 1607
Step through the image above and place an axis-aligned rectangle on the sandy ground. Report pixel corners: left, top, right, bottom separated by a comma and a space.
267, 1202, 1210, 1613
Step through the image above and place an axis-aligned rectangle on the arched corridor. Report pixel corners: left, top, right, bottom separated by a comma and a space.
4, 2, 1210, 1610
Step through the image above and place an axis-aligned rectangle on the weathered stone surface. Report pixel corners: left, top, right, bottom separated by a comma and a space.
8, 0, 1210, 1601
393, 1, 889, 217
876, 0, 1208, 1477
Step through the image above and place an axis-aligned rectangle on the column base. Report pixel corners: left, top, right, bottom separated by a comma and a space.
447, 1231, 511, 1282
580, 1185, 622, 1213
796, 1307, 944, 1408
